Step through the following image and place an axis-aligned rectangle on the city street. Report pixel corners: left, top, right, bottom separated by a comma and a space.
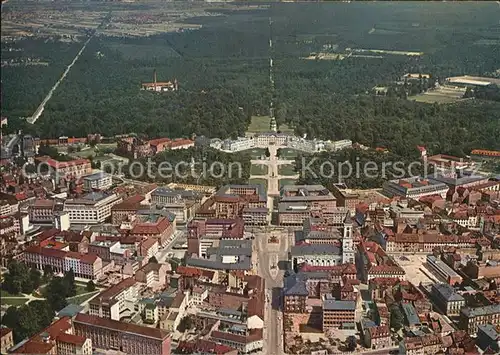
254, 225, 290, 355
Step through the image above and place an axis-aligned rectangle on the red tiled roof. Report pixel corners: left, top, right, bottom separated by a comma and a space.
0, 328, 12, 337
177, 339, 236, 354
139, 237, 158, 251
131, 216, 171, 235
14, 317, 73, 354
66, 251, 99, 264
471, 149, 500, 157
170, 139, 193, 148
74, 313, 169, 340
176, 265, 203, 277
24, 245, 67, 259
38, 157, 90, 169
112, 194, 145, 211
56, 332, 87, 346
368, 325, 390, 339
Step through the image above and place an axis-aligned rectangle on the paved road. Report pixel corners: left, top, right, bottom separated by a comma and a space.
251, 159, 294, 166
255, 225, 290, 355
155, 229, 185, 263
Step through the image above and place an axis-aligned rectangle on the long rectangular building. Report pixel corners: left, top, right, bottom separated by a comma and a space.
74, 313, 171, 355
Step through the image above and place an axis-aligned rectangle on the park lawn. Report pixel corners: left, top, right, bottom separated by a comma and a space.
278, 148, 300, 159
242, 148, 267, 160
278, 164, 297, 176
0, 288, 22, 298
251, 164, 268, 176
247, 116, 271, 133
249, 178, 268, 192
2, 298, 29, 306
279, 178, 297, 190
67, 291, 99, 305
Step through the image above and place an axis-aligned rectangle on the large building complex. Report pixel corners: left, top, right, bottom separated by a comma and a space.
63, 192, 123, 224
74, 313, 171, 355
383, 177, 449, 199
278, 185, 337, 225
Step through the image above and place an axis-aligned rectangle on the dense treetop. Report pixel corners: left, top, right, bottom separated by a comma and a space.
2, 2, 499, 156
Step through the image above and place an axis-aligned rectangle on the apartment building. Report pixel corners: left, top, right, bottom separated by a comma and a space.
278, 185, 336, 226
36, 157, 92, 180
64, 192, 123, 224
383, 177, 449, 199
135, 262, 168, 287
431, 283, 465, 316
322, 299, 356, 331
22, 245, 103, 279
129, 215, 174, 247
196, 184, 267, 222
29, 199, 56, 223
459, 304, 500, 335
56, 333, 93, 355
210, 329, 263, 354
74, 313, 171, 355
357, 241, 406, 282
150, 187, 202, 223
386, 233, 475, 254
82, 172, 113, 191
87, 240, 132, 263
110, 195, 145, 225
364, 325, 391, 350
331, 183, 360, 216
0, 198, 18, 217
89, 277, 139, 320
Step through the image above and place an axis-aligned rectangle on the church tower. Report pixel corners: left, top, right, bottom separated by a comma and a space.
342, 212, 355, 264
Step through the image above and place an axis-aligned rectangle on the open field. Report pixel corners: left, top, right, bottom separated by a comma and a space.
278, 164, 296, 176
251, 164, 268, 176
279, 178, 297, 190
411, 85, 466, 104
249, 178, 267, 191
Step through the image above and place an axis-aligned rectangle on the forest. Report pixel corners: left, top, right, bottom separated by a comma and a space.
2, 2, 500, 158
